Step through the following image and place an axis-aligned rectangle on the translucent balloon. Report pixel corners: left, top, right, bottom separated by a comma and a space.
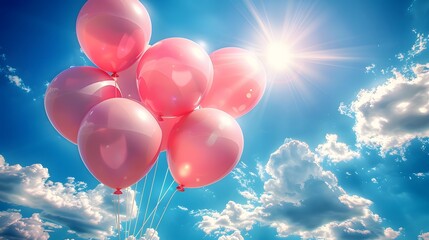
137, 38, 213, 117
158, 116, 182, 152
44, 66, 121, 144
200, 47, 267, 118
76, 0, 151, 73
116, 45, 150, 101
167, 108, 244, 188
78, 98, 162, 190
116, 59, 140, 101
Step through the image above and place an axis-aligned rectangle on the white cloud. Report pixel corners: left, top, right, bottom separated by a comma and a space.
365, 64, 376, 73
218, 231, 244, 240
0, 155, 137, 239
141, 228, 160, 240
231, 162, 259, 203
409, 31, 428, 57
384, 227, 402, 239
6, 65, 16, 73
0, 53, 31, 93
256, 162, 265, 180
339, 102, 353, 118
193, 139, 398, 239
7, 75, 31, 93
126, 228, 160, 240
238, 190, 258, 202
396, 53, 405, 61
197, 201, 259, 235
419, 232, 429, 240
231, 162, 255, 190
178, 205, 189, 211
347, 66, 429, 156
414, 172, 429, 178
396, 31, 429, 62
316, 134, 360, 163
0, 211, 49, 240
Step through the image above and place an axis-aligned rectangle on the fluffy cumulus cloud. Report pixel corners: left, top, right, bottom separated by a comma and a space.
0, 155, 137, 239
343, 65, 429, 155
126, 228, 160, 240
193, 139, 400, 239
316, 134, 360, 163
196, 201, 260, 235
218, 231, 244, 240
0, 210, 50, 240
384, 227, 402, 239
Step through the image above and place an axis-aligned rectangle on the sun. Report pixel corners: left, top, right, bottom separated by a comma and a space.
239, 0, 352, 84
265, 41, 294, 72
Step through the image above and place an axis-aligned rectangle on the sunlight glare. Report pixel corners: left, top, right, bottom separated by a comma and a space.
266, 41, 293, 72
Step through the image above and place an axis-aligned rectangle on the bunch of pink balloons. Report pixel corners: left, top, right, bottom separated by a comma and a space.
44, 0, 267, 193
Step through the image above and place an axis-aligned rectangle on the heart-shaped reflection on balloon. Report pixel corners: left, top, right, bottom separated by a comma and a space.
99, 130, 127, 169
78, 98, 162, 190
137, 37, 213, 117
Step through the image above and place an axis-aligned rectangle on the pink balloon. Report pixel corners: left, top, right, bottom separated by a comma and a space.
158, 116, 182, 152
76, 0, 151, 73
137, 38, 213, 117
116, 45, 150, 101
200, 47, 267, 118
116, 59, 140, 101
44, 66, 121, 144
78, 98, 162, 190
167, 108, 244, 188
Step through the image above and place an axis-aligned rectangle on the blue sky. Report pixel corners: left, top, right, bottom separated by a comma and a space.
1, 0, 429, 239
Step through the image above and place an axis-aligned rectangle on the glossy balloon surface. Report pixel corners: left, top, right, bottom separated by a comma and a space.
200, 47, 266, 118
77, 0, 151, 73
44, 66, 121, 143
78, 98, 161, 190
137, 38, 213, 117
158, 116, 182, 152
167, 108, 243, 188
116, 59, 140, 101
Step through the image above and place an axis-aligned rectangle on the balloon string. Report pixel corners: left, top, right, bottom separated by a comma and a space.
133, 176, 147, 236
124, 188, 129, 239
127, 182, 138, 238
115, 196, 118, 237
117, 194, 121, 240
112, 74, 118, 98
148, 189, 177, 240
149, 167, 170, 229
142, 160, 159, 225
135, 180, 175, 238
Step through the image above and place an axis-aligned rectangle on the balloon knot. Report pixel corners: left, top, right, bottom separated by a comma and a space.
176, 184, 185, 192
111, 72, 119, 79
157, 115, 164, 122
113, 188, 123, 195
